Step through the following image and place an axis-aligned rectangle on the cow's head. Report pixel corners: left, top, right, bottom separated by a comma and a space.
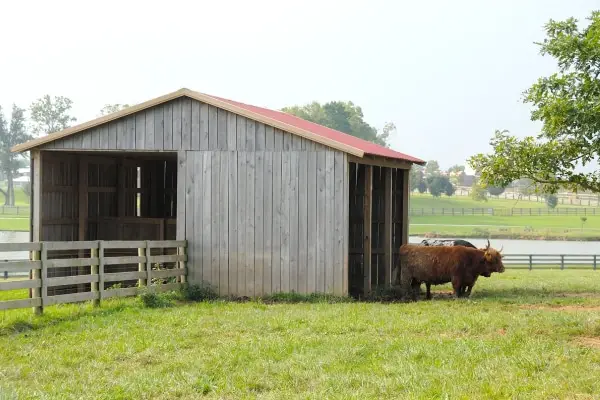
480, 240, 505, 276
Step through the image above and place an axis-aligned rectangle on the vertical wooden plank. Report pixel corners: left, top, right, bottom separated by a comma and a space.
176, 151, 187, 243
164, 102, 173, 150
219, 151, 229, 295
334, 152, 345, 295
227, 111, 237, 151
172, 99, 182, 149
236, 152, 246, 296
200, 103, 209, 150
78, 157, 88, 242
402, 169, 410, 245
126, 115, 136, 149
383, 167, 393, 288
264, 126, 274, 151
116, 119, 126, 150
92, 127, 102, 149
193, 151, 203, 285
255, 123, 265, 151
306, 151, 317, 294
254, 152, 264, 296
211, 151, 220, 289
363, 164, 373, 296
298, 152, 308, 293
289, 152, 299, 293
246, 119, 256, 151
191, 100, 201, 150
217, 108, 227, 150
273, 128, 283, 151
202, 152, 212, 286
82, 128, 92, 149
185, 152, 196, 283
280, 152, 290, 292
154, 105, 164, 151
208, 105, 218, 150
108, 122, 117, 149
283, 131, 291, 151
145, 109, 155, 150
343, 155, 349, 295
246, 151, 255, 297
181, 98, 192, 150
228, 151, 238, 295
236, 116, 246, 152
316, 152, 326, 292
271, 152, 282, 293
292, 134, 302, 150
135, 112, 145, 149
325, 151, 335, 293
263, 152, 273, 294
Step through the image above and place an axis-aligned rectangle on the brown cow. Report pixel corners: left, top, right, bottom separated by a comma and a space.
398, 242, 505, 301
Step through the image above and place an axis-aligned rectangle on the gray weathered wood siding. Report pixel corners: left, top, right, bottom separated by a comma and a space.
43, 98, 332, 153
40, 96, 351, 296
180, 149, 349, 296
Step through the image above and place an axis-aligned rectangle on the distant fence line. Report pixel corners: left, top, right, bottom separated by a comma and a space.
502, 254, 599, 270
0, 206, 29, 215
409, 207, 600, 217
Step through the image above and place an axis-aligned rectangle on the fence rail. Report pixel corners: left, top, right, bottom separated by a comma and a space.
0, 206, 29, 215
409, 207, 600, 217
502, 254, 599, 270
0, 240, 187, 314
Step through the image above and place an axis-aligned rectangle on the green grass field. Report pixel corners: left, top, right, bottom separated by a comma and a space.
1, 270, 600, 399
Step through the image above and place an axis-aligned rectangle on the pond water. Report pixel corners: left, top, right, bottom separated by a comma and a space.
410, 236, 600, 254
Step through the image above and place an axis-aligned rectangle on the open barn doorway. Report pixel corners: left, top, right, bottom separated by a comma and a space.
348, 162, 405, 299
38, 151, 179, 295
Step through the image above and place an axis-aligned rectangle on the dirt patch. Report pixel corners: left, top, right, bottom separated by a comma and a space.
574, 337, 600, 349
521, 305, 600, 311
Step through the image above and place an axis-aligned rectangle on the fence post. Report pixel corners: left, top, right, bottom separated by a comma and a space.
178, 243, 187, 284
3, 271, 6, 280
145, 241, 153, 290
31, 247, 42, 315
529, 255, 533, 271
594, 255, 597, 271
99, 242, 105, 303
138, 242, 147, 288
91, 243, 100, 307
560, 255, 565, 270
40, 245, 48, 315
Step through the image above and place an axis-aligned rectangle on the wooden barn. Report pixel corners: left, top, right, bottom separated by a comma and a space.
12, 88, 425, 298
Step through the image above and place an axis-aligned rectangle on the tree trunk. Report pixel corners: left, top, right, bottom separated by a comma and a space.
6, 171, 14, 206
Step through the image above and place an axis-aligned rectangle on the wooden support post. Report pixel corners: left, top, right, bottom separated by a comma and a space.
40, 246, 48, 314
401, 169, 410, 246
91, 245, 100, 307
78, 156, 89, 293
178, 244, 187, 284
363, 165, 373, 297
117, 158, 126, 239
138, 243, 147, 288
31, 249, 42, 315
383, 168, 393, 288
145, 242, 153, 291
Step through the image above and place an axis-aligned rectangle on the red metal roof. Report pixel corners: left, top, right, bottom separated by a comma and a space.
206, 94, 425, 164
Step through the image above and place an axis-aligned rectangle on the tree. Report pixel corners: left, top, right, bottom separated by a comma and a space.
282, 101, 391, 146
424, 160, 440, 176
487, 186, 505, 196
0, 105, 33, 205
30, 95, 76, 135
447, 165, 465, 174
471, 182, 488, 202
469, 12, 600, 194
99, 103, 130, 116
417, 180, 427, 194
409, 165, 425, 191
427, 175, 453, 198
545, 194, 558, 208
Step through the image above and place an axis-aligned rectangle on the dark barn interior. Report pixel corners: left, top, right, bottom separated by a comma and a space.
35, 151, 179, 295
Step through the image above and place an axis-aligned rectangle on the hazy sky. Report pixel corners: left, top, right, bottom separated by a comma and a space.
0, 0, 596, 171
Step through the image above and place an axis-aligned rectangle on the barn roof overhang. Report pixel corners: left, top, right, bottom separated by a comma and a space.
12, 88, 426, 167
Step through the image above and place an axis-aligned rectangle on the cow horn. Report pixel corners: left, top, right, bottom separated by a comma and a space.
486, 239, 490, 249
499, 245, 504, 253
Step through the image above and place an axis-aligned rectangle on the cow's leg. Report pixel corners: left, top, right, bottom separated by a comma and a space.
451, 276, 462, 298
410, 279, 420, 301
399, 265, 413, 301
426, 282, 432, 300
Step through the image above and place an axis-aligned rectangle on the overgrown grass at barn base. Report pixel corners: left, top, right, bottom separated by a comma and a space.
1, 270, 600, 399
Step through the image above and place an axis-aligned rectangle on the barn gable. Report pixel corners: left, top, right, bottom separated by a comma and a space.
41, 97, 333, 153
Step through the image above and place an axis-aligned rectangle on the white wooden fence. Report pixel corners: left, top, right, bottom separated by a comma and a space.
0, 240, 186, 314
502, 254, 599, 270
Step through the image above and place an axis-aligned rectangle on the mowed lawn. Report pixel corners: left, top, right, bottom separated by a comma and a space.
1, 270, 600, 399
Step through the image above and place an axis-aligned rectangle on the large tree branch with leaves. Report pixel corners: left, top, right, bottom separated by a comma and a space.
469, 11, 600, 194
